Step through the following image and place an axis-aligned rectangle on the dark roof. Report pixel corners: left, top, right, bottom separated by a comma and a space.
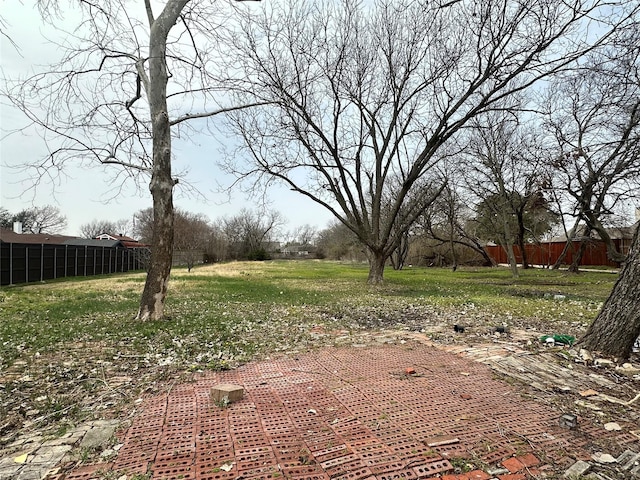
0, 228, 77, 245
95, 233, 148, 248
551, 224, 637, 243
64, 238, 123, 248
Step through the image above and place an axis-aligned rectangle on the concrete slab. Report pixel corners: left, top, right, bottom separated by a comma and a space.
79, 420, 119, 449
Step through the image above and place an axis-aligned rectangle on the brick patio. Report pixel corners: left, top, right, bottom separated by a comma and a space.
51, 341, 637, 480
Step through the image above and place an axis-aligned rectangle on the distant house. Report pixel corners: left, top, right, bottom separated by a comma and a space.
94, 233, 147, 249
281, 244, 316, 257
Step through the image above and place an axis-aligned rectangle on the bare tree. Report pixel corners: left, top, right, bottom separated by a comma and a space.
542, 44, 640, 270
0, 208, 12, 229
173, 210, 212, 272
293, 224, 318, 246
12, 205, 68, 234
222, 208, 283, 260
575, 23, 640, 358
4, 1, 259, 320
316, 220, 365, 262
223, 0, 637, 284
80, 218, 132, 238
463, 112, 558, 277
418, 177, 497, 269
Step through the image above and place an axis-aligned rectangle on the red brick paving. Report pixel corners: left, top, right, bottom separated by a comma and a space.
62, 344, 624, 479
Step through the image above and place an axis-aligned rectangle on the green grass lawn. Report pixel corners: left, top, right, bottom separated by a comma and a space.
0, 260, 616, 370
0, 260, 619, 439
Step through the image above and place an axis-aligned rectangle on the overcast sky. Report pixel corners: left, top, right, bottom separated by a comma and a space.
0, 2, 334, 237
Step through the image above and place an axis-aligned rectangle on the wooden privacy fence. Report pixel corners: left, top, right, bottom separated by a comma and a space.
484, 239, 624, 268
0, 243, 149, 286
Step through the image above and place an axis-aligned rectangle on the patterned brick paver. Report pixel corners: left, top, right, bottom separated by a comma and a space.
63, 343, 613, 479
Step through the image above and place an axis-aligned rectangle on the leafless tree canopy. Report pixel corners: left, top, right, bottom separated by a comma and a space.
80, 218, 132, 238
223, 0, 638, 283
4, 0, 264, 320
4, 1, 238, 189
11, 205, 68, 234
541, 39, 640, 264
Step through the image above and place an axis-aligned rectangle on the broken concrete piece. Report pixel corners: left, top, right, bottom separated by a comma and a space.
211, 384, 244, 404
603, 422, 621, 431
486, 467, 510, 476
564, 460, 591, 478
594, 358, 614, 367
617, 450, 640, 470
575, 400, 602, 411
592, 452, 616, 464
559, 413, 578, 429
79, 420, 119, 449
617, 363, 640, 373
579, 349, 594, 363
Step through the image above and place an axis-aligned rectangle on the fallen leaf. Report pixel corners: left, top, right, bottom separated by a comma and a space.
579, 389, 598, 397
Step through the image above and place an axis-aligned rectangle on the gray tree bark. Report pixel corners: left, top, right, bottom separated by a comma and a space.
136, 0, 188, 321
579, 225, 640, 359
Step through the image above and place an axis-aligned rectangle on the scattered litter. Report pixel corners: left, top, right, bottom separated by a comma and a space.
493, 326, 510, 334
540, 334, 576, 346
453, 324, 465, 333
575, 400, 602, 411
220, 462, 234, 472
405, 367, 416, 375
604, 422, 622, 431
14, 454, 28, 464
460, 393, 472, 400
425, 435, 460, 447
308, 409, 317, 415
460, 372, 470, 376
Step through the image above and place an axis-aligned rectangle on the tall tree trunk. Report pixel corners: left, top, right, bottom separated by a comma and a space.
516, 212, 529, 269
390, 231, 409, 271
579, 226, 640, 359
568, 229, 592, 273
552, 240, 574, 270
505, 243, 519, 278
367, 248, 387, 284
450, 237, 458, 272
552, 218, 581, 270
136, 1, 186, 321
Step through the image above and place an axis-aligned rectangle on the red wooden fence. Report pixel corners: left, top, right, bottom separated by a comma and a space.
484, 239, 625, 267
